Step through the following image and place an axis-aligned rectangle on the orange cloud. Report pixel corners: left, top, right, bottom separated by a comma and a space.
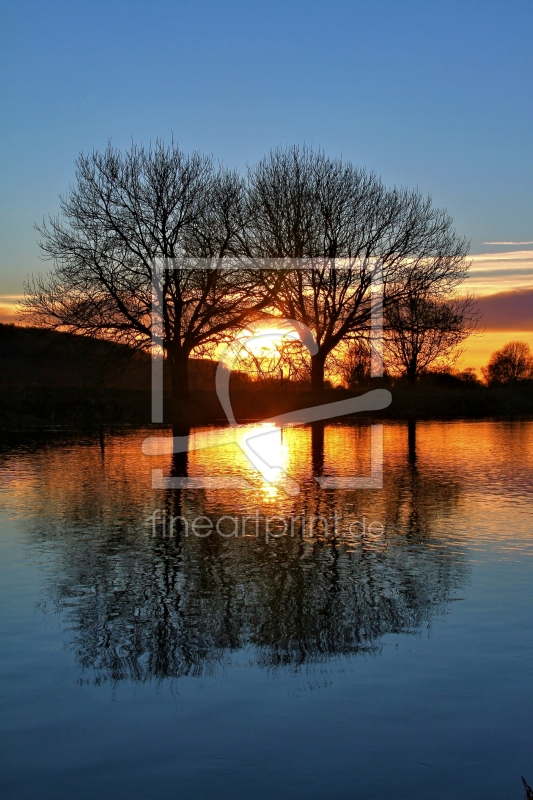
0, 302, 19, 325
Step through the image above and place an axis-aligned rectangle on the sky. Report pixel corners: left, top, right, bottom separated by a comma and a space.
0, 0, 532, 368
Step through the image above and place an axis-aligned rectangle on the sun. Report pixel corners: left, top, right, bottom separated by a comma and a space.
196, 322, 303, 375
236, 325, 300, 356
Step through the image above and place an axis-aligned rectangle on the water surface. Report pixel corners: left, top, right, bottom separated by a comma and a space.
1, 420, 532, 799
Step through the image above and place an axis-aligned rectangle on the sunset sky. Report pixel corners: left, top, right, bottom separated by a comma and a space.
1, 0, 531, 371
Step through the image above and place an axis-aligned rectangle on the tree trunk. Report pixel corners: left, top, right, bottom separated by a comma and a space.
406, 358, 418, 385
311, 352, 327, 393
167, 345, 192, 427
168, 346, 191, 400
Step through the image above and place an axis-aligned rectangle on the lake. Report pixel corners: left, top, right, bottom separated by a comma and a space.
1, 420, 532, 799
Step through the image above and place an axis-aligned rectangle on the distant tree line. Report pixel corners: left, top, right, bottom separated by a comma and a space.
21, 141, 477, 414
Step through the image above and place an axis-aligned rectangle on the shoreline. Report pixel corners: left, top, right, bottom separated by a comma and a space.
1, 382, 532, 432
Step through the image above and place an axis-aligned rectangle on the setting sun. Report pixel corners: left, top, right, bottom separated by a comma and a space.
236, 325, 300, 355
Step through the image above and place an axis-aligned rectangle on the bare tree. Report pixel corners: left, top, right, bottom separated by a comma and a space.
245, 146, 470, 391
334, 338, 372, 388
384, 293, 479, 383
20, 141, 276, 411
482, 341, 533, 385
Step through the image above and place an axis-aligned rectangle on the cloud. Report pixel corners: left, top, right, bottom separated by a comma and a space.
484, 241, 533, 246
0, 305, 19, 325
0, 296, 24, 325
467, 250, 533, 295
476, 288, 533, 331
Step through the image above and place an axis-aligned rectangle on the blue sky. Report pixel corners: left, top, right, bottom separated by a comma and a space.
1, 0, 532, 298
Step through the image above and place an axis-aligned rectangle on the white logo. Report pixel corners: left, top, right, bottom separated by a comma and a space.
143, 260, 390, 493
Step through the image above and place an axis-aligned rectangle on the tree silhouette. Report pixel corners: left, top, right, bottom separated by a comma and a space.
246, 146, 470, 391
20, 141, 279, 412
482, 341, 533, 386
385, 292, 479, 383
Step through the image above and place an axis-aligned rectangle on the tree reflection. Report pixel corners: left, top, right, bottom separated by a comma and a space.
311, 421, 325, 475
7, 425, 469, 684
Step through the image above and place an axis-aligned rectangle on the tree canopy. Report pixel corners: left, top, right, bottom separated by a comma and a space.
482, 341, 533, 385
245, 146, 470, 390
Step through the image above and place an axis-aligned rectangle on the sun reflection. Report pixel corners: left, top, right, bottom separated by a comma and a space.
237, 423, 292, 499
181, 422, 295, 500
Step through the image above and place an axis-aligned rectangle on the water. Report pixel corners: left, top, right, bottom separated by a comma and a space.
0, 420, 532, 799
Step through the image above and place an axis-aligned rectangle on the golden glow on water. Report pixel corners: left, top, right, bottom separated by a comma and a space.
1, 421, 532, 552
187, 423, 293, 502
238, 424, 291, 500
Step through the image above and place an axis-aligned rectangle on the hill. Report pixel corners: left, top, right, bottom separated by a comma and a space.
0, 323, 216, 427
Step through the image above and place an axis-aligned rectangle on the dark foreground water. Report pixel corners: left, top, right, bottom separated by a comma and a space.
1, 420, 532, 799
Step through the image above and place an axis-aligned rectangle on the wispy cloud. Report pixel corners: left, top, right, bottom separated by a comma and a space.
0, 295, 23, 324
484, 241, 533, 246
467, 250, 533, 295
